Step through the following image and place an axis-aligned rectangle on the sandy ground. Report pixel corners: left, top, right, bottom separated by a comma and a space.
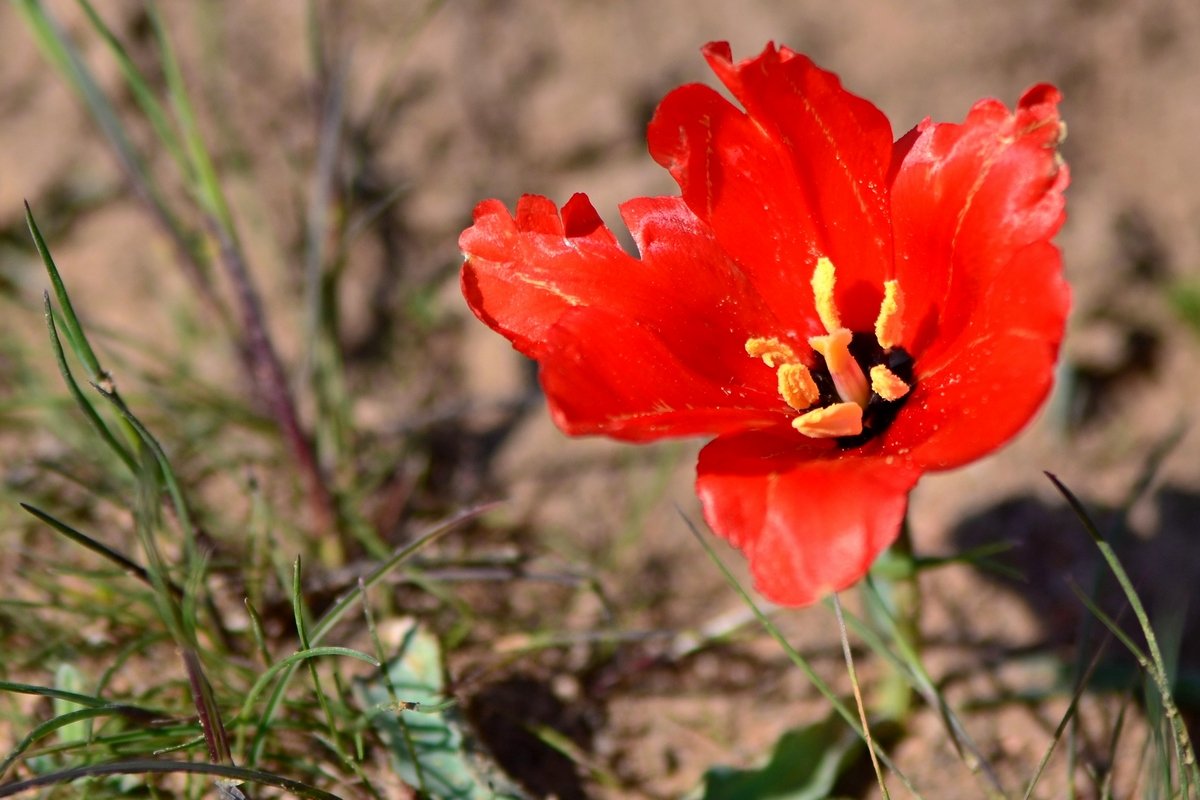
3, 1, 1200, 797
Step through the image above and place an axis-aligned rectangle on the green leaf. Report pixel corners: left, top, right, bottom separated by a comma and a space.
355, 618, 528, 800
695, 715, 863, 800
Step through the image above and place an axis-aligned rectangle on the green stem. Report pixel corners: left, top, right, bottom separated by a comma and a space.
867, 519, 920, 720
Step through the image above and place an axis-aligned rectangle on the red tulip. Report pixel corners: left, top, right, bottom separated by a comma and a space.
460, 42, 1069, 606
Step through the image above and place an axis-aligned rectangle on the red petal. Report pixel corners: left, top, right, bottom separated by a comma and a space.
539, 307, 781, 441
647, 42, 896, 334
460, 194, 615, 357
696, 430, 922, 606
882, 87, 1069, 468
891, 85, 1070, 368
884, 288, 1062, 469
460, 194, 792, 440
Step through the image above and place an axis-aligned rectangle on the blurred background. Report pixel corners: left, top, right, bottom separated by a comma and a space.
2, 1, 1199, 797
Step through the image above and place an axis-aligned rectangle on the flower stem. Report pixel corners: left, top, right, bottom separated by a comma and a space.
866, 519, 920, 721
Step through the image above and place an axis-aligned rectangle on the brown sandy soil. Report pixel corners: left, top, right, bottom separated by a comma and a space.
3, 1, 1200, 798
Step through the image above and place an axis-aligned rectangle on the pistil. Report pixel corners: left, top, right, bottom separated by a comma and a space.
808, 328, 870, 408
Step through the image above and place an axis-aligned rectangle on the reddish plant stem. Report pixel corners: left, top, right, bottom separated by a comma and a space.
213, 225, 338, 539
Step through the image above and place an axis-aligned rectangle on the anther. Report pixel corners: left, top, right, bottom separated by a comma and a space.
874, 279, 905, 350
777, 363, 819, 411
869, 364, 911, 402
811, 256, 841, 333
745, 337, 796, 368
792, 402, 864, 438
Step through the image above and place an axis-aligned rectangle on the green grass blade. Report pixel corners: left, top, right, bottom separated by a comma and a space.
311, 504, 498, 643
74, 0, 190, 179
0, 681, 160, 715
38, 296, 137, 473
20, 503, 179, 598
13, 2, 158, 214
0, 706, 164, 780
181, 648, 232, 766
234, 647, 380, 726
92, 382, 197, 558
15, 0, 205, 294
678, 510, 923, 798
292, 557, 349, 765
145, 4, 236, 238
1048, 472, 1200, 792
831, 594, 890, 799
246, 505, 491, 765
26, 205, 103, 380
1022, 619, 1114, 800
0, 758, 345, 800
853, 578, 1004, 793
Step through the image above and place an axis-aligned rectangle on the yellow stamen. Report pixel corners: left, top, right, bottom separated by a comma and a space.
748, 257, 913, 441
745, 336, 796, 368
874, 279, 905, 350
777, 363, 819, 411
792, 402, 863, 438
869, 364, 911, 401
811, 256, 841, 333
809, 327, 870, 409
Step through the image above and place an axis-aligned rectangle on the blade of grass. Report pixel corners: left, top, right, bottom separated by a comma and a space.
0, 758, 344, 800
93, 381, 198, 559
14, 2, 160, 235
125, 437, 232, 769
357, 581, 430, 796
1047, 472, 1199, 790
74, 0, 190, 177
678, 510, 923, 797
1063, 422, 1185, 800
25, 205, 102, 379
20, 502, 181, 600
831, 594, 890, 799
1069, 580, 1182, 798
0, 681, 161, 715
145, 5, 235, 238
234, 646, 381, 725
246, 505, 492, 765
146, 4, 327, 524
1022, 613, 1115, 800
832, 585, 1004, 794
291, 557, 350, 766
16, 1, 231, 328
0, 706, 169, 780
39, 296, 137, 473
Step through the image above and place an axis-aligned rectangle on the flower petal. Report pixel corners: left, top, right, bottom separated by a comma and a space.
647, 42, 896, 334
696, 430, 922, 606
891, 85, 1069, 368
884, 245, 1065, 469
460, 193, 793, 440
538, 307, 780, 440
883, 87, 1069, 468
460, 194, 615, 358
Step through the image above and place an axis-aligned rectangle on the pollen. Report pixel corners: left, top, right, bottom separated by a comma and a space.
869, 364, 911, 401
777, 363, 819, 411
874, 279, 905, 350
792, 402, 863, 438
809, 327, 870, 409
811, 256, 841, 333
745, 336, 796, 368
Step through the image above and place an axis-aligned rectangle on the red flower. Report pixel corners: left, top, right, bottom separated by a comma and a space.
460, 42, 1069, 606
